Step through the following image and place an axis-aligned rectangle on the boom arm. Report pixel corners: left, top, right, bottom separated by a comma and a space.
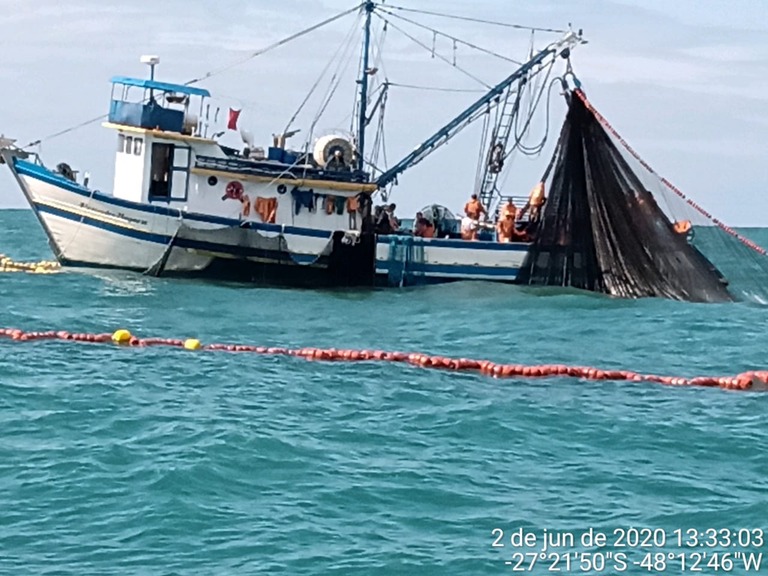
375, 31, 581, 190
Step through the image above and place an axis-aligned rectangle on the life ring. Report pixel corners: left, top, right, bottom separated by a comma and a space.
223, 180, 244, 201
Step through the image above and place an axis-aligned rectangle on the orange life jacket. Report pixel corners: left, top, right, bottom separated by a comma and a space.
255, 197, 277, 223
500, 202, 517, 220
674, 220, 692, 234
497, 217, 516, 242
529, 182, 546, 207
464, 199, 485, 220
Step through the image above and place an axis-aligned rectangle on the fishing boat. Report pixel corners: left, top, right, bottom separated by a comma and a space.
0, 2, 753, 302
0, 2, 585, 286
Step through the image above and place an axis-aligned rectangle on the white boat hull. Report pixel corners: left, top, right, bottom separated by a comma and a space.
9, 157, 531, 285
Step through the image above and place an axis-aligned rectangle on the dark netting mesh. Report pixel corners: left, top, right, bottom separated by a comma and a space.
516, 90, 734, 303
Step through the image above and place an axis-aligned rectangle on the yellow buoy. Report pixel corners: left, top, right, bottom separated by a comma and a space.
111, 329, 132, 344
183, 338, 202, 351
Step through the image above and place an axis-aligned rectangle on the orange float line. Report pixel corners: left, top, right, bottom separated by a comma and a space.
0, 327, 765, 392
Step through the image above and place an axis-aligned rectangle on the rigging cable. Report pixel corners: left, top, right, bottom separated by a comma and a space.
376, 7, 522, 65
185, 3, 364, 85
474, 110, 492, 193
387, 82, 484, 93
306, 21, 362, 148
374, 13, 491, 88
381, 4, 569, 34
283, 12, 362, 137
362, 18, 390, 164
370, 85, 389, 176
21, 4, 363, 149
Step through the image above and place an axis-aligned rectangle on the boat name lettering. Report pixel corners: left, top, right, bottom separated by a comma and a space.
79, 202, 148, 226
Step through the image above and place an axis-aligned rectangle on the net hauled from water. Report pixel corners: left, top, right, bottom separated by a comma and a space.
517, 89, 768, 304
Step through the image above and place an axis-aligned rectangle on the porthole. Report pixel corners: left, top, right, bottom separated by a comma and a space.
207, 176, 218, 186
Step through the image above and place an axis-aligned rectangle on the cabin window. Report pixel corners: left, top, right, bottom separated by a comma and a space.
117, 134, 125, 152
134, 138, 143, 156
170, 146, 191, 201
149, 143, 173, 199
125, 136, 133, 154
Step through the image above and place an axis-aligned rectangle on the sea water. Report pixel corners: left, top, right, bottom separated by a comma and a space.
1, 210, 766, 575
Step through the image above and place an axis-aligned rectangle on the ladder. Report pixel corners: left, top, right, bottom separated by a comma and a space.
477, 84, 522, 209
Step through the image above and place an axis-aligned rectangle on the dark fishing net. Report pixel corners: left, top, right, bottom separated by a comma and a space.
516, 90, 735, 303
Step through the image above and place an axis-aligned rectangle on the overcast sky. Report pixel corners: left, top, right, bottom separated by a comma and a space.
1, 0, 766, 225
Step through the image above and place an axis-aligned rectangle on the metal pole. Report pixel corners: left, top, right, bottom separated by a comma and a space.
356, 1, 375, 172
149, 63, 156, 102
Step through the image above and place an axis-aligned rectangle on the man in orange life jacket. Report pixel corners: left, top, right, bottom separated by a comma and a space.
413, 212, 435, 238
518, 181, 546, 224
496, 199, 518, 243
464, 193, 487, 222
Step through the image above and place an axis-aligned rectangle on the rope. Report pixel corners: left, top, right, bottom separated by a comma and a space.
574, 89, 768, 257
510, 59, 556, 157
1, 326, 765, 393
143, 213, 184, 277
381, 5, 569, 34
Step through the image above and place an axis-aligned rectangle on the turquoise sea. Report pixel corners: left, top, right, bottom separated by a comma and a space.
1, 209, 767, 575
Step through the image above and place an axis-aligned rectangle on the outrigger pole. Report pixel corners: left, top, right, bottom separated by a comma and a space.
375, 30, 582, 190
356, 1, 376, 172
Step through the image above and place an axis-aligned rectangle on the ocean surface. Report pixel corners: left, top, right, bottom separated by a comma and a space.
1, 209, 767, 575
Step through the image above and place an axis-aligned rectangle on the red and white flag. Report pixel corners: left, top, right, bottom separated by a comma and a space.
227, 108, 241, 130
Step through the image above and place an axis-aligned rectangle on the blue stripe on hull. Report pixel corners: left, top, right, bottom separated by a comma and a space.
377, 236, 530, 252
373, 274, 515, 287
14, 159, 332, 239
18, 159, 528, 287
35, 203, 323, 265
376, 263, 518, 278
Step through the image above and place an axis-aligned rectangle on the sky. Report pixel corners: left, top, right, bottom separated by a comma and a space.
1, 0, 766, 225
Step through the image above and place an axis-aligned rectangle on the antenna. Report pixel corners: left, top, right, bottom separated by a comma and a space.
140, 55, 160, 79
140, 55, 160, 101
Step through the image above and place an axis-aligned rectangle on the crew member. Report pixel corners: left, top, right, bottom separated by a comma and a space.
460, 214, 479, 240
496, 210, 517, 243
499, 198, 517, 220
414, 214, 435, 238
518, 181, 546, 223
464, 193, 487, 222
489, 142, 505, 174
385, 203, 400, 232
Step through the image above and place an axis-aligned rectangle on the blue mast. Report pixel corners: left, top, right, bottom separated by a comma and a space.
375, 32, 579, 189
356, 1, 375, 172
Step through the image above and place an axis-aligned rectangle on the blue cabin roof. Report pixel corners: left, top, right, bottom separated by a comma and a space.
110, 76, 210, 98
